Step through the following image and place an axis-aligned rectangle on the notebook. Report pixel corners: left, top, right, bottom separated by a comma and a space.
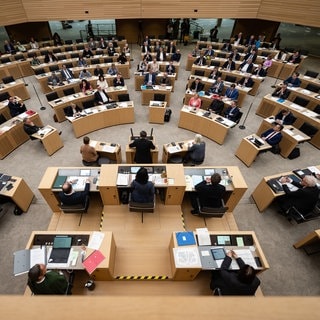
176, 232, 196, 246
48, 236, 72, 264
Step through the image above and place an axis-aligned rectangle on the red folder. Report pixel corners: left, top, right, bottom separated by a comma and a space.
82, 250, 105, 274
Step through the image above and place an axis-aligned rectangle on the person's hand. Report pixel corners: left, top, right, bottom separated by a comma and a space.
86, 178, 91, 183
226, 251, 233, 258
231, 250, 238, 259
279, 176, 290, 184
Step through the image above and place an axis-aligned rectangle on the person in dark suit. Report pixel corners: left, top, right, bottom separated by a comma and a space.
113, 73, 125, 87
156, 47, 167, 62
166, 61, 176, 75
284, 72, 301, 87
171, 49, 181, 62
288, 51, 301, 64
107, 43, 116, 56
190, 173, 225, 215
64, 102, 81, 117
59, 179, 90, 206
210, 250, 261, 296
129, 130, 156, 163
82, 46, 94, 58
228, 49, 240, 61
4, 40, 16, 54
23, 117, 41, 137
208, 77, 224, 95
117, 52, 127, 64
261, 124, 283, 149
141, 41, 151, 53
194, 53, 206, 66
222, 58, 236, 71
60, 64, 74, 81
224, 84, 239, 101
221, 42, 232, 52
159, 72, 171, 86
130, 167, 155, 203
252, 63, 267, 77
94, 86, 112, 105
237, 75, 254, 88
8, 96, 27, 117
208, 95, 224, 115
208, 67, 222, 80
272, 83, 290, 100
189, 78, 204, 92
144, 71, 156, 85
166, 41, 176, 54
93, 65, 104, 77
44, 52, 58, 63
224, 101, 240, 122
239, 58, 254, 73
204, 45, 215, 58
244, 50, 257, 63
278, 175, 319, 217
274, 108, 296, 125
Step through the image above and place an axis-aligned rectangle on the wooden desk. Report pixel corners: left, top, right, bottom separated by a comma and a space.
141, 86, 172, 106
31, 125, 63, 156
169, 231, 269, 280
0, 100, 11, 121
178, 106, 236, 145
286, 86, 320, 110
66, 101, 134, 137
0, 174, 34, 212
0, 112, 43, 159
0, 80, 30, 101
267, 60, 299, 79
149, 100, 167, 124
134, 72, 176, 91
162, 140, 191, 163
90, 140, 122, 163
256, 94, 320, 149
158, 61, 180, 79
256, 118, 311, 158
235, 134, 272, 167
293, 229, 320, 250
26, 231, 116, 280
300, 75, 320, 91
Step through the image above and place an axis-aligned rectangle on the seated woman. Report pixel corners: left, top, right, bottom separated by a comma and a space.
188, 93, 202, 109
117, 52, 127, 64
130, 167, 155, 203
77, 56, 88, 67
107, 63, 118, 75
97, 75, 108, 90
80, 79, 93, 94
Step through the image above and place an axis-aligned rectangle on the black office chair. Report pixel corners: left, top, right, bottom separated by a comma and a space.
14, 54, 24, 61
65, 62, 74, 69
104, 57, 113, 64
313, 105, 320, 114
90, 58, 100, 65
234, 111, 243, 125
64, 46, 73, 52
64, 39, 73, 45
261, 51, 269, 57
292, 96, 309, 107
210, 60, 221, 67
222, 38, 230, 43
117, 93, 130, 102
0, 114, 7, 125
200, 36, 208, 42
2, 76, 15, 84
58, 54, 67, 61
71, 52, 80, 59
46, 92, 59, 102
60, 195, 90, 226
299, 122, 318, 137
49, 65, 60, 72
95, 49, 103, 56
285, 201, 320, 224
195, 198, 228, 226
76, 39, 83, 43
154, 94, 166, 102
198, 44, 207, 50
305, 84, 320, 93
304, 70, 319, 78
194, 70, 205, 77
1, 57, 11, 64
158, 35, 166, 40
225, 75, 237, 83
237, 47, 244, 53
40, 50, 48, 56
63, 88, 75, 96
76, 44, 84, 50
28, 52, 36, 58
53, 48, 61, 54
82, 99, 95, 109
217, 52, 227, 58
34, 68, 45, 75
0, 91, 10, 102
128, 193, 155, 223
211, 39, 219, 44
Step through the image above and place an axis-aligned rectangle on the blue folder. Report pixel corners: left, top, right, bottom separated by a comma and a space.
176, 232, 196, 246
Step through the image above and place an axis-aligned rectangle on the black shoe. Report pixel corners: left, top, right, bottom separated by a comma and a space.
59, 131, 62, 135
191, 210, 199, 215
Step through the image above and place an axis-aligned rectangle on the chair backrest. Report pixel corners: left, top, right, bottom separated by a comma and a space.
49, 65, 59, 72
197, 198, 228, 218
0, 114, 7, 125
76, 39, 83, 43
210, 60, 221, 67
90, 58, 100, 65
104, 57, 113, 63
65, 46, 73, 52
40, 49, 48, 56
313, 105, 320, 114
65, 62, 74, 69
200, 36, 207, 42
53, 48, 61, 53
76, 44, 84, 50
117, 93, 130, 102
46, 91, 59, 102
82, 99, 95, 109
261, 51, 269, 57
14, 54, 24, 61
0, 91, 10, 102
154, 93, 166, 102
194, 70, 205, 76
63, 88, 75, 96
34, 68, 45, 75
299, 122, 318, 137
71, 52, 80, 59
128, 193, 155, 223
305, 84, 320, 93
217, 52, 227, 58
198, 44, 207, 50
2, 76, 15, 84
293, 96, 309, 107
64, 40, 73, 45
1, 57, 11, 63
60, 195, 89, 213
225, 75, 236, 83
234, 111, 243, 124
305, 70, 319, 78
28, 52, 36, 58
58, 54, 67, 61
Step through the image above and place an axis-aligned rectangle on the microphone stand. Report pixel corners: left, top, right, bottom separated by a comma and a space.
239, 90, 259, 130
31, 80, 46, 110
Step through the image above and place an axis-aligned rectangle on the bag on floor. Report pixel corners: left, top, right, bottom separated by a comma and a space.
288, 147, 300, 159
164, 109, 172, 122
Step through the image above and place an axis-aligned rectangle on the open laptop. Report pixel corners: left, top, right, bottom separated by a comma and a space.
252, 138, 264, 148
48, 236, 72, 264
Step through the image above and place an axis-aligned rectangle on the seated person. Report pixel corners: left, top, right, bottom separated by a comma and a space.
208, 67, 222, 80
277, 175, 319, 217
252, 63, 267, 77
144, 71, 156, 85
80, 136, 99, 165
59, 178, 90, 206
117, 52, 127, 64
189, 78, 204, 93
171, 49, 181, 62
208, 96, 224, 115
98, 37, 107, 49
224, 84, 239, 101
94, 86, 113, 105
284, 72, 301, 87
210, 250, 260, 296
129, 130, 156, 163
60, 65, 75, 81
184, 134, 206, 165
271, 83, 290, 100
237, 74, 254, 88
261, 123, 283, 152
143, 51, 153, 62
122, 43, 130, 54
23, 117, 41, 137
80, 79, 93, 93
53, 32, 63, 46
221, 42, 232, 52
130, 167, 155, 203
44, 52, 58, 63
149, 59, 160, 74
191, 45, 200, 57
207, 77, 224, 95
274, 49, 287, 61
228, 49, 240, 61
159, 72, 171, 86
204, 45, 215, 58
239, 58, 254, 73
16, 41, 27, 52
188, 93, 202, 109
244, 50, 257, 63
190, 173, 225, 215
97, 75, 108, 89
288, 51, 301, 64
166, 61, 176, 75
222, 58, 236, 71
138, 59, 149, 73
94, 65, 104, 77
194, 53, 206, 66
156, 47, 167, 62
107, 63, 118, 76
83, 46, 94, 58
224, 101, 240, 122
28, 264, 68, 295
87, 37, 96, 50
107, 43, 116, 56
141, 41, 151, 53
47, 71, 62, 86
274, 108, 296, 125
29, 37, 39, 49
64, 102, 81, 117
77, 56, 88, 67
8, 96, 27, 117
79, 69, 92, 79
113, 73, 125, 87
166, 41, 176, 54
262, 54, 273, 70
31, 55, 41, 66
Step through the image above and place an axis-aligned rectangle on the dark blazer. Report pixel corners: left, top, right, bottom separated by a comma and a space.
83, 48, 94, 58
222, 60, 236, 71
209, 81, 224, 94
113, 77, 125, 87
228, 52, 240, 61
107, 47, 116, 56
194, 56, 207, 66
129, 138, 156, 163
64, 105, 81, 117
4, 42, 16, 54
281, 181, 319, 215
44, 53, 58, 63
275, 111, 296, 125
272, 88, 290, 100
224, 106, 240, 122
239, 61, 254, 73
244, 52, 257, 63
195, 180, 225, 208
144, 73, 156, 85
190, 80, 204, 92
261, 128, 282, 145
94, 90, 112, 104
210, 256, 261, 295
221, 43, 232, 52
252, 67, 266, 77
131, 180, 155, 203
8, 101, 27, 117
141, 45, 151, 53
204, 49, 215, 57
94, 68, 104, 77
60, 68, 74, 80
187, 142, 206, 163
156, 51, 167, 61
23, 123, 41, 136
59, 182, 90, 205
171, 52, 181, 62
238, 77, 254, 88
209, 99, 224, 115
208, 70, 222, 80
288, 54, 301, 64
284, 76, 301, 87
166, 64, 176, 75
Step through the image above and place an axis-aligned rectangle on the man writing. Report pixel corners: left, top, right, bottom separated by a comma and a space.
59, 178, 91, 206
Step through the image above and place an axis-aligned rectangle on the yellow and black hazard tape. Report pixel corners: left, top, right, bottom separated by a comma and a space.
116, 275, 169, 280
99, 211, 104, 231
181, 211, 186, 231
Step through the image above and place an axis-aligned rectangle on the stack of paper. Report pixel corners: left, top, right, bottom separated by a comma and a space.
116, 173, 129, 186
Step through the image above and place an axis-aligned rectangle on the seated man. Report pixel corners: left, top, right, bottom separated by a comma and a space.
113, 73, 125, 87
23, 117, 41, 138
83, 46, 94, 58
237, 74, 254, 88
224, 84, 239, 101
224, 101, 240, 122
210, 250, 260, 296
47, 72, 62, 86
194, 52, 206, 66
207, 77, 224, 95
28, 263, 69, 295
107, 63, 118, 76
64, 102, 81, 117
159, 72, 171, 86
166, 61, 176, 75
222, 58, 236, 71
8, 96, 27, 117
94, 65, 104, 77
171, 49, 181, 62
144, 71, 156, 86
94, 86, 113, 105
261, 123, 283, 153
184, 134, 206, 165
284, 72, 301, 87
189, 78, 204, 93
239, 58, 254, 73
79, 69, 92, 79
129, 130, 156, 164
274, 108, 296, 125
59, 178, 90, 206
190, 173, 225, 215
60, 64, 75, 81
117, 52, 127, 64
277, 175, 319, 218
204, 45, 215, 58
80, 136, 99, 165
208, 96, 224, 115
271, 83, 290, 100
156, 47, 167, 62
252, 63, 267, 77
208, 67, 222, 80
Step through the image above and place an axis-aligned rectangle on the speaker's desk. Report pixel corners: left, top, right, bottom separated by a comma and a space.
0, 174, 34, 212
178, 106, 236, 145
141, 85, 172, 107
26, 231, 116, 280
48, 86, 128, 122
235, 135, 272, 167
169, 231, 269, 280
0, 80, 30, 101
0, 111, 43, 159
149, 100, 167, 124
66, 101, 134, 137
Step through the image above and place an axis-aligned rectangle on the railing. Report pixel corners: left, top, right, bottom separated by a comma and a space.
80, 23, 117, 40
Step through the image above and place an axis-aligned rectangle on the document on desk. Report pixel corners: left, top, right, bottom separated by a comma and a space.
88, 231, 105, 250
68, 176, 87, 191
196, 228, 211, 246
167, 145, 181, 153
230, 249, 258, 269
173, 247, 201, 268
294, 134, 306, 141
38, 127, 53, 136
192, 175, 203, 186
116, 173, 129, 186
185, 175, 194, 191
89, 140, 97, 148
102, 145, 116, 153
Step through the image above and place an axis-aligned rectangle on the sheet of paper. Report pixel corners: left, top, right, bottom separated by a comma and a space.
217, 235, 231, 245
87, 231, 105, 250
185, 175, 194, 191
196, 228, 211, 246
89, 140, 97, 147
30, 247, 46, 267
102, 145, 116, 153
192, 175, 203, 186
294, 134, 306, 141
116, 173, 129, 186
231, 248, 258, 269
173, 247, 201, 267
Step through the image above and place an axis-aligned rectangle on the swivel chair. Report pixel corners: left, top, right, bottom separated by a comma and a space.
60, 195, 90, 226
128, 193, 155, 223
63, 88, 75, 96
285, 200, 320, 224
117, 93, 130, 102
46, 92, 59, 102
154, 93, 166, 102
195, 198, 228, 226
2, 76, 15, 84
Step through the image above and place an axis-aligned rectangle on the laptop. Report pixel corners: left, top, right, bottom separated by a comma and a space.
253, 138, 263, 148
48, 236, 72, 264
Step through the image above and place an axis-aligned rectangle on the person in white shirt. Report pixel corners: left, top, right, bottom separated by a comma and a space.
97, 75, 108, 90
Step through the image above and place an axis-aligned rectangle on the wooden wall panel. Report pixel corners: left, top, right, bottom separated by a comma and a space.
0, 1, 26, 26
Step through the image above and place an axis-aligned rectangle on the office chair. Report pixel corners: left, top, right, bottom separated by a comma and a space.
40, 49, 48, 56
1, 57, 11, 64
76, 44, 84, 50
148, 35, 155, 39
292, 96, 309, 107
82, 99, 95, 109
234, 111, 243, 125
60, 195, 90, 226
14, 54, 24, 61
64, 39, 73, 45
225, 75, 237, 83
217, 52, 227, 58
154, 94, 166, 102
34, 68, 45, 75
70, 52, 80, 59
64, 46, 73, 52
90, 58, 100, 65
104, 57, 113, 64
198, 44, 207, 50
76, 39, 83, 43
195, 198, 228, 226
2, 76, 15, 84
305, 84, 320, 93
200, 36, 208, 42
299, 122, 318, 137
261, 51, 269, 57
313, 105, 320, 114
49, 65, 60, 72
158, 35, 166, 40
285, 201, 320, 224
211, 38, 219, 44
58, 54, 67, 61
194, 70, 205, 77
128, 193, 155, 223
28, 52, 37, 58
0, 114, 7, 125
63, 88, 75, 96
168, 155, 184, 164
222, 38, 230, 43
211, 60, 221, 67
65, 62, 74, 69
0, 91, 10, 102
304, 70, 319, 78
117, 93, 130, 102
46, 92, 59, 102
52, 48, 61, 54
